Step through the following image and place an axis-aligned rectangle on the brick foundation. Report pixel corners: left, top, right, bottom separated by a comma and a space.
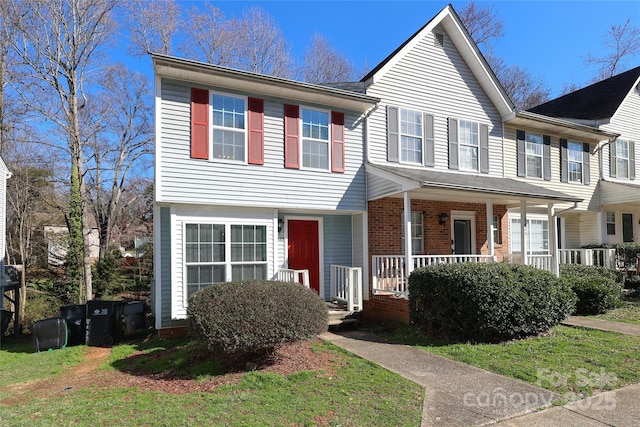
363, 295, 410, 324
157, 326, 188, 339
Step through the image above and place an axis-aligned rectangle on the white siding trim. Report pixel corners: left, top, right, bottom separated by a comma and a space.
154, 75, 163, 203
169, 205, 179, 319
153, 204, 162, 329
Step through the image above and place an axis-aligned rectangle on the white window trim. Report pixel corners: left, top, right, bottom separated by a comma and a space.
299, 106, 331, 172
508, 213, 550, 255
209, 91, 248, 164
606, 211, 616, 236
615, 139, 630, 179
458, 119, 479, 172
399, 107, 423, 165
567, 140, 584, 184
525, 132, 544, 179
401, 210, 424, 255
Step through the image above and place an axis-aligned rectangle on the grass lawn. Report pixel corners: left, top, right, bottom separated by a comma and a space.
381, 324, 640, 399
590, 297, 640, 325
0, 336, 423, 427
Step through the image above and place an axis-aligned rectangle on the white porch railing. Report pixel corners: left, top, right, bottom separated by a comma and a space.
559, 248, 617, 269
330, 265, 363, 312
277, 269, 310, 288
372, 254, 495, 297
503, 254, 553, 272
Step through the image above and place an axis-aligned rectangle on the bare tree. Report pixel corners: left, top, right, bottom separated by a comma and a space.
123, 0, 179, 56
9, 0, 118, 303
232, 7, 294, 77
180, 3, 235, 66
458, 1, 550, 110
85, 63, 153, 256
301, 33, 358, 84
586, 18, 640, 80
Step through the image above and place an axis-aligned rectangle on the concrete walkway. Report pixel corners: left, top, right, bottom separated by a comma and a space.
562, 315, 640, 336
321, 318, 640, 426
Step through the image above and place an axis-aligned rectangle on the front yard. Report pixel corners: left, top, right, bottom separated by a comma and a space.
0, 336, 423, 427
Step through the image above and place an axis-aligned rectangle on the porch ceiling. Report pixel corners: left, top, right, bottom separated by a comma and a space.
367, 164, 583, 206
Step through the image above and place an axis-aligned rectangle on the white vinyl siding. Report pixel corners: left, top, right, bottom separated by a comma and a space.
157, 79, 366, 211
365, 27, 503, 176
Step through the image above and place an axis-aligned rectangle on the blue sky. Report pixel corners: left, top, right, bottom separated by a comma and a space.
161, 0, 640, 98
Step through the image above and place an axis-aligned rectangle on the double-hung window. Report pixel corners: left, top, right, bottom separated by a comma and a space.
567, 141, 584, 183
212, 94, 246, 161
400, 108, 423, 164
510, 218, 549, 255
606, 211, 616, 235
525, 133, 543, 178
185, 223, 267, 298
302, 108, 330, 170
459, 119, 479, 171
401, 211, 424, 254
615, 139, 630, 179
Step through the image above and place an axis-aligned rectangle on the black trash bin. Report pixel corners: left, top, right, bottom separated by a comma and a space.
123, 301, 145, 336
60, 304, 86, 346
86, 300, 124, 347
32, 317, 68, 352
1, 309, 12, 335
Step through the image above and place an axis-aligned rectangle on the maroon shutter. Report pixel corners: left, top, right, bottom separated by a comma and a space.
190, 88, 209, 159
331, 111, 345, 173
247, 97, 264, 165
284, 104, 300, 169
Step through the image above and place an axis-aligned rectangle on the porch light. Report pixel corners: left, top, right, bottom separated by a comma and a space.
438, 213, 449, 226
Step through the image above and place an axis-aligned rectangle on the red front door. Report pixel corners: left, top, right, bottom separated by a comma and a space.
287, 220, 320, 294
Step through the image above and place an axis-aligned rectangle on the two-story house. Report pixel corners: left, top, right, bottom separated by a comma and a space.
358, 5, 617, 322
152, 55, 378, 334
530, 66, 640, 247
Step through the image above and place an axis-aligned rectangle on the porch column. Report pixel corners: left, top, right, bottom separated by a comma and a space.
486, 199, 494, 259
520, 201, 528, 266
548, 204, 559, 276
403, 192, 413, 277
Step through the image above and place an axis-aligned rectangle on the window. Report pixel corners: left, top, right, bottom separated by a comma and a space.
212, 94, 246, 161
510, 218, 549, 255
459, 120, 479, 171
525, 133, 543, 178
400, 108, 423, 164
493, 215, 502, 244
185, 223, 267, 298
615, 139, 630, 179
606, 211, 616, 235
567, 141, 584, 183
401, 211, 424, 255
302, 108, 330, 169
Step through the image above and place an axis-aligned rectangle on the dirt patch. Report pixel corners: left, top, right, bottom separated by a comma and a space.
0, 339, 338, 403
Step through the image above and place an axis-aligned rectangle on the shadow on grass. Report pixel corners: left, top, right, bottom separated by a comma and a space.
0, 335, 37, 354
341, 321, 453, 348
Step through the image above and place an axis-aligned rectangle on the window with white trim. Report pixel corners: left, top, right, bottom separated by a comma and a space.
606, 211, 616, 235
459, 119, 479, 171
401, 211, 424, 255
185, 223, 267, 298
400, 108, 423, 164
302, 108, 330, 170
212, 94, 246, 161
510, 218, 549, 255
493, 215, 501, 244
525, 133, 543, 178
567, 141, 584, 183
615, 139, 630, 179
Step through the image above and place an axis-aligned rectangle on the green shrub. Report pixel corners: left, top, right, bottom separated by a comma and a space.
565, 277, 622, 315
408, 263, 576, 342
559, 264, 623, 315
188, 280, 328, 355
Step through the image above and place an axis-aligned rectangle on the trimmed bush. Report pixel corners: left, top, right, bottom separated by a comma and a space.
408, 263, 576, 342
188, 280, 328, 355
559, 264, 623, 315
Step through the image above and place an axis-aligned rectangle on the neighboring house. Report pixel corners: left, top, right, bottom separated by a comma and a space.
44, 225, 100, 266
357, 5, 604, 321
152, 54, 378, 333
530, 66, 640, 247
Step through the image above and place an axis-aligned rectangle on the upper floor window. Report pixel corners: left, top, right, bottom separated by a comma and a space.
301, 108, 330, 170
212, 94, 246, 161
567, 141, 584, 183
525, 133, 543, 178
458, 119, 479, 171
400, 108, 423, 164
611, 139, 635, 180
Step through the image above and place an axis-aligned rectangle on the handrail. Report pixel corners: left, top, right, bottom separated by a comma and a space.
330, 265, 362, 312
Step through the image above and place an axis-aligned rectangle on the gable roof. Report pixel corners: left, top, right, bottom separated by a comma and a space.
528, 66, 640, 122
360, 4, 514, 118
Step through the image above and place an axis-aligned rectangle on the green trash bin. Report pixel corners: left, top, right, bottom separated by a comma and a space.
60, 304, 86, 346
